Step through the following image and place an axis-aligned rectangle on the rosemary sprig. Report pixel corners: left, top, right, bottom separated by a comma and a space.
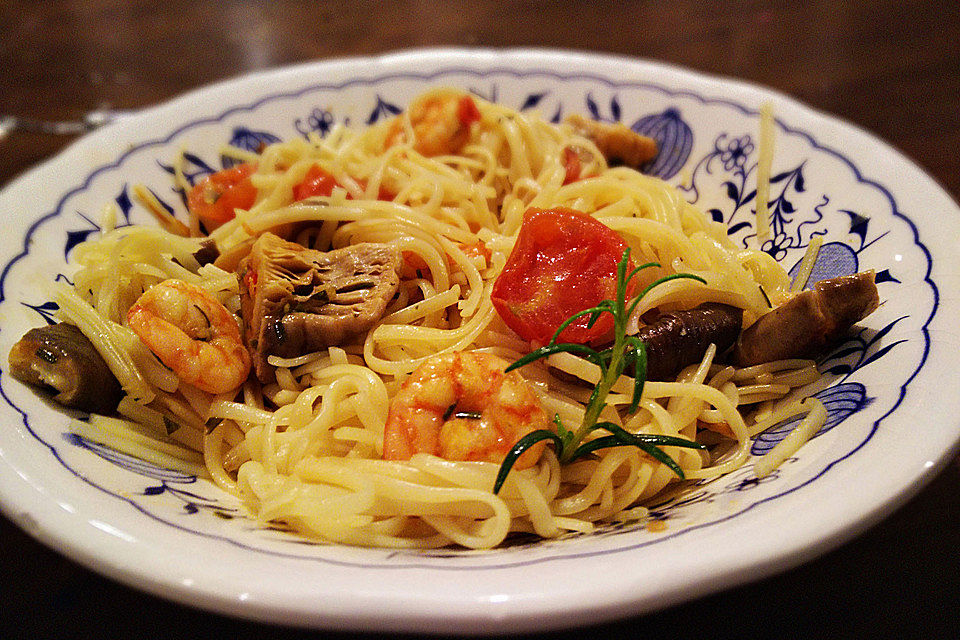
493, 249, 707, 494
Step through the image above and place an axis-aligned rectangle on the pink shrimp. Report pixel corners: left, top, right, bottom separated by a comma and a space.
384, 89, 482, 157
383, 351, 551, 469
127, 279, 251, 394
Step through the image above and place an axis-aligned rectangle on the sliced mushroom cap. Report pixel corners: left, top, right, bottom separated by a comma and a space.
8, 322, 123, 414
637, 303, 744, 380
192, 238, 220, 266
734, 271, 880, 366
565, 113, 658, 170
239, 233, 402, 382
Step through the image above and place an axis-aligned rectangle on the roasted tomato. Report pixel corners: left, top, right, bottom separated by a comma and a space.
292, 165, 342, 200
293, 165, 395, 201
187, 163, 257, 230
458, 240, 491, 263
491, 207, 633, 344
561, 146, 582, 185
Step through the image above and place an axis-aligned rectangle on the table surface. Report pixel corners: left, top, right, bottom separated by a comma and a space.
2, 1, 959, 637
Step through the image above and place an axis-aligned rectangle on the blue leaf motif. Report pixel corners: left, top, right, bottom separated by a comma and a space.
610, 96, 621, 121
21, 300, 60, 325
875, 269, 900, 284
115, 184, 133, 220
223, 127, 281, 167
586, 93, 601, 120
65, 228, 98, 257
64, 210, 107, 258
366, 95, 402, 125
144, 485, 165, 496
520, 92, 547, 110
860, 339, 909, 368
864, 314, 907, 345
825, 364, 853, 376
724, 181, 740, 202
827, 345, 866, 361
467, 85, 497, 103
843, 210, 870, 244
181, 152, 216, 176
549, 104, 563, 124
751, 382, 870, 456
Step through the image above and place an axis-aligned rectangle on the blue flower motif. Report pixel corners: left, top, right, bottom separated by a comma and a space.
294, 107, 336, 139
307, 108, 334, 135
720, 135, 754, 171
725, 468, 782, 492
761, 231, 792, 262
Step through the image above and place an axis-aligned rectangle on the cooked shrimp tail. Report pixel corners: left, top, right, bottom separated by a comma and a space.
383, 351, 552, 469
127, 279, 251, 394
384, 88, 482, 157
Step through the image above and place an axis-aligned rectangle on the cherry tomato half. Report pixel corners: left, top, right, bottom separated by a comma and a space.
292, 165, 342, 200
186, 163, 257, 230
293, 165, 395, 202
561, 146, 582, 185
491, 207, 633, 344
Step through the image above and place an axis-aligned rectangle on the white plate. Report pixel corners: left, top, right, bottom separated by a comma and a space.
1, 48, 958, 634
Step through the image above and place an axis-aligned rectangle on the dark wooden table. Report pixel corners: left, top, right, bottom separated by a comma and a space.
2, 1, 959, 637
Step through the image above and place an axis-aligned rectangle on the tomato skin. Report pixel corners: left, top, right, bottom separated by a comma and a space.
293, 165, 395, 201
491, 207, 633, 344
561, 146, 582, 185
292, 165, 341, 200
457, 95, 481, 127
459, 240, 491, 263
364, 180, 396, 201
187, 163, 257, 230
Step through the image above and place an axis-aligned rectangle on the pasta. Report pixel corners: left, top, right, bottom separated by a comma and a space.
18, 87, 868, 550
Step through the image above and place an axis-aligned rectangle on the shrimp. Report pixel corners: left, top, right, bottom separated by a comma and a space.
384, 88, 482, 157
383, 351, 552, 469
127, 279, 251, 394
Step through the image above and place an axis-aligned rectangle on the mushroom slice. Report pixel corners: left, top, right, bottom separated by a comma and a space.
566, 113, 658, 169
734, 271, 880, 366
8, 322, 123, 414
238, 233, 402, 382
638, 303, 744, 381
